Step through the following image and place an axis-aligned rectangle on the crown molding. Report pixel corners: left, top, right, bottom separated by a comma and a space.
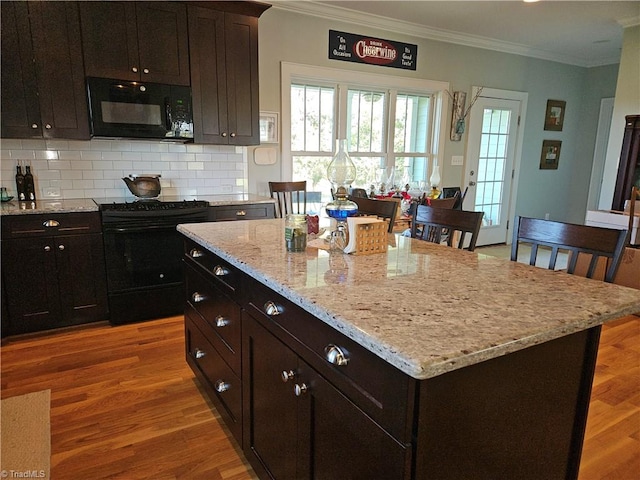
618, 15, 640, 28
270, 1, 620, 68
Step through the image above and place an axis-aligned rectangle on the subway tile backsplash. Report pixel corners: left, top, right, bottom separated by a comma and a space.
0, 138, 248, 199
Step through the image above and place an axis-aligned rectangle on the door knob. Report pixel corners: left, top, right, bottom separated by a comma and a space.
468, 181, 476, 186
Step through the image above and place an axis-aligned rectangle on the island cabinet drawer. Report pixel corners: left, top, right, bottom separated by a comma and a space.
208, 203, 275, 222
185, 315, 242, 442
1, 212, 102, 238
184, 238, 239, 296
246, 280, 415, 443
185, 263, 241, 374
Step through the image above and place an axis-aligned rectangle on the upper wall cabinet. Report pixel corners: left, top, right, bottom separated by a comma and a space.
1, 1, 90, 140
79, 2, 190, 86
188, 6, 264, 145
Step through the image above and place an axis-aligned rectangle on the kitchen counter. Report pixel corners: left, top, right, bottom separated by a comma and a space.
0, 194, 274, 216
178, 218, 640, 380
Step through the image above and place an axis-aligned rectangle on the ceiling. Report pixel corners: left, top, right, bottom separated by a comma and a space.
271, 1, 640, 67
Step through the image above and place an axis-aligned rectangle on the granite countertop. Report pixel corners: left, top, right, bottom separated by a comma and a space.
0, 194, 274, 216
178, 219, 640, 380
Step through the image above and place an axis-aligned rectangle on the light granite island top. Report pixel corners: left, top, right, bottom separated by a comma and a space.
178, 218, 640, 380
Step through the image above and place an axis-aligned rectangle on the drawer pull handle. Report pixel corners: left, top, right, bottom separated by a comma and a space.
215, 380, 230, 393
191, 292, 206, 303
236, 210, 246, 216
294, 383, 308, 396
43, 220, 60, 227
324, 344, 349, 366
189, 248, 204, 258
215, 316, 229, 327
213, 265, 229, 276
263, 301, 282, 316
194, 348, 206, 359
281, 370, 295, 382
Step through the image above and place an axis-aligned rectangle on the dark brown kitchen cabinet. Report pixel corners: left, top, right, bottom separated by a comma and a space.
612, 115, 640, 211
79, 1, 190, 86
208, 202, 275, 221
242, 310, 411, 480
1, 1, 90, 140
1, 213, 108, 336
187, 6, 265, 145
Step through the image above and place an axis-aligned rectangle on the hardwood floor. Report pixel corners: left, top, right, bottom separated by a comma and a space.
1, 314, 638, 479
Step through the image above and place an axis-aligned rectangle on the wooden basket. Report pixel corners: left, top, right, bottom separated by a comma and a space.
353, 220, 389, 255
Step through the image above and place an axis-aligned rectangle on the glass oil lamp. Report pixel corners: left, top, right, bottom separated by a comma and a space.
428, 164, 441, 199
325, 139, 358, 251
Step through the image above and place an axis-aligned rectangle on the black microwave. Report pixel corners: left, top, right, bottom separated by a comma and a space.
87, 77, 193, 140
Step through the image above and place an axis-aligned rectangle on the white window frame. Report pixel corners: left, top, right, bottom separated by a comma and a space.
280, 62, 450, 181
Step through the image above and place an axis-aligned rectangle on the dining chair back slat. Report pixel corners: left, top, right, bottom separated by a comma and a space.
410, 205, 484, 251
269, 181, 307, 218
510, 216, 628, 283
349, 195, 398, 233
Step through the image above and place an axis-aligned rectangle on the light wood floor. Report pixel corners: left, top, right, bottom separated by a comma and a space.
1, 314, 638, 479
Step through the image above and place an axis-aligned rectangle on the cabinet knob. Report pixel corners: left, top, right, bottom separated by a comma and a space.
230, 133, 236, 138
221, 132, 227, 137
324, 344, 349, 366
58, 244, 65, 251
31, 123, 39, 129
236, 210, 246, 216
213, 265, 229, 276
215, 380, 230, 393
294, 383, 308, 396
189, 248, 204, 258
263, 301, 282, 316
44, 245, 51, 252
194, 348, 206, 359
45, 124, 52, 129
42, 219, 59, 228
132, 67, 138, 73
143, 68, 149, 74
215, 315, 229, 327
281, 370, 295, 382
191, 292, 206, 303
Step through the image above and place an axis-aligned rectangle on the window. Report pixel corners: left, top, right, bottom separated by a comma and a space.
282, 63, 449, 206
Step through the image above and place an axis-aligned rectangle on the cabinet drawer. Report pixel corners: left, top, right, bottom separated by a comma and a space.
184, 238, 239, 295
1, 212, 102, 238
185, 263, 241, 374
185, 316, 242, 436
208, 203, 275, 221
246, 280, 414, 442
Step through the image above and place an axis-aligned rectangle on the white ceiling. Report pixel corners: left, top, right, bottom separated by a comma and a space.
271, 1, 640, 67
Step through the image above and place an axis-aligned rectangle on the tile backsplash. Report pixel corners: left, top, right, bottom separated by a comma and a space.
0, 138, 248, 199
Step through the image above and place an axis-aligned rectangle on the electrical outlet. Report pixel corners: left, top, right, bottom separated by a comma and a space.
451, 155, 464, 166
43, 187, 61, 198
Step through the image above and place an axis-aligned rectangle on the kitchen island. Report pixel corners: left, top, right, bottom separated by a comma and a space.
178, 219, 640, 480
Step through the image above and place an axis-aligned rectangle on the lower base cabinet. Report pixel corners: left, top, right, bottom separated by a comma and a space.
242, 310, 411, 479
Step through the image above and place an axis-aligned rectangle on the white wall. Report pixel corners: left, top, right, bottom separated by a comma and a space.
599, 25, 640, 210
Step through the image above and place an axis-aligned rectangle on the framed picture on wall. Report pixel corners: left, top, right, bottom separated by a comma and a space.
540, 140, 562, 170
544, 100, 566, 131
260, 111, 279, 143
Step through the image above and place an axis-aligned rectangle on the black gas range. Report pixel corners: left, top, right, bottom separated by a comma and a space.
95, 197, 210, 325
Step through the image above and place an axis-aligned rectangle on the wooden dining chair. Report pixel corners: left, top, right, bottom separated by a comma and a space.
349, 195, 398, 233
350, 188, 369, 198
268, 181, 307, 218
410, 204, 484, 251
627, 186, 639, 245
510, 216, 627, 283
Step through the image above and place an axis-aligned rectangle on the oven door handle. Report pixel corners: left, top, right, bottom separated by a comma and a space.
104, 225, 179, 234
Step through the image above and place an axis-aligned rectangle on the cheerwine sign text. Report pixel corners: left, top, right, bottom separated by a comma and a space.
328, 30, 417, 71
